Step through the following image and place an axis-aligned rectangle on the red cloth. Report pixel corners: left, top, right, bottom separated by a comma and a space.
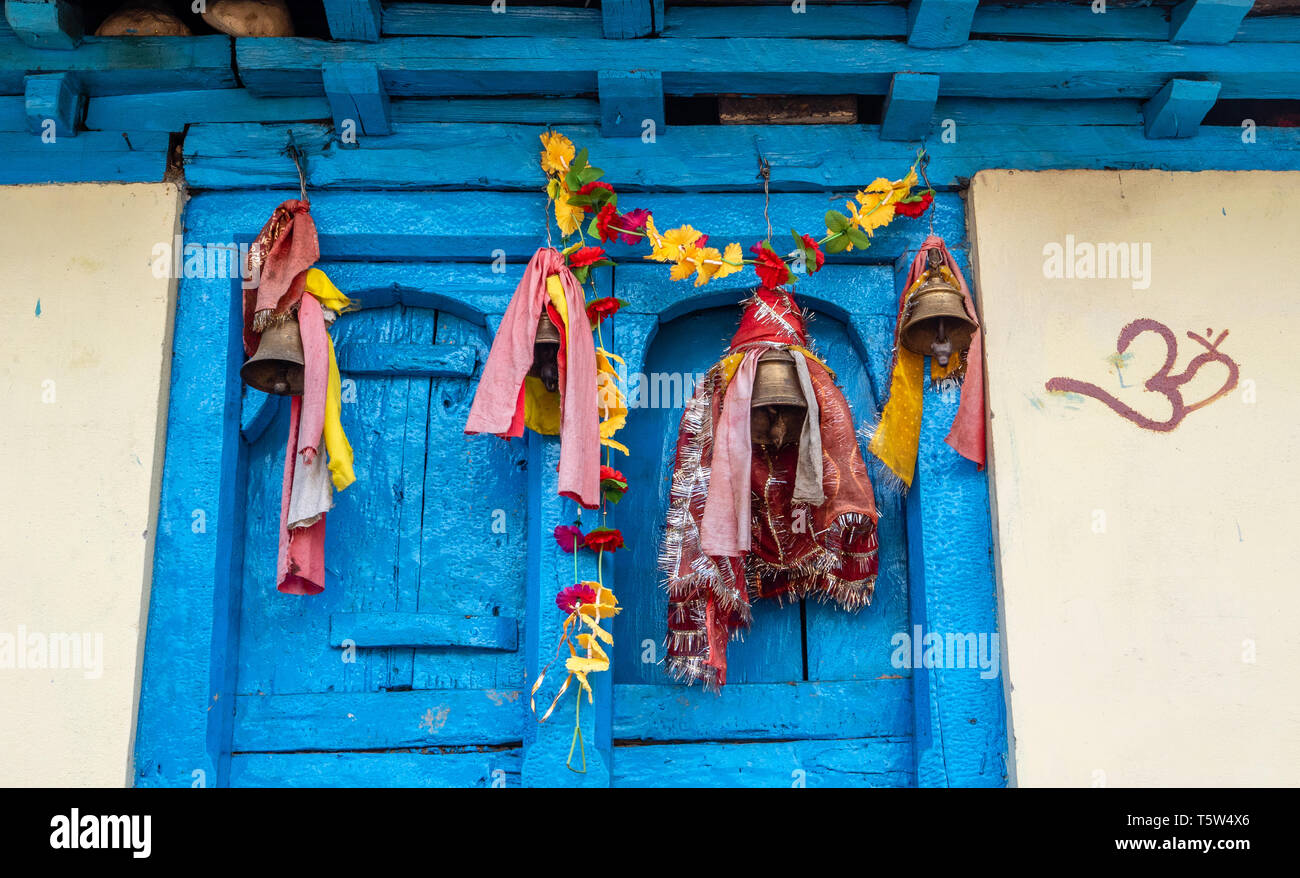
661, 288, 880, 690
243, 199, 319, 356
464, 248, 601, 509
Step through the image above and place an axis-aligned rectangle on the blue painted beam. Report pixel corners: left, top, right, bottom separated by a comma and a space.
908, 0, 980, 48
86, 90, 329, 132
328, 612, 518, 650
1143, 78, 1222, 138
598, 69, 663, 138
4, 0, 82, 49
0, 129, 167, 182
179, 120, 1300, 194
333, 341, 475, 376
614, 738, 914, 787
0, 35, 236, 96
233, 36, 1300, 100
881, 72, 939, 142
603, 0, 661, 38
322, 0, 382, 42
385, 3, 603, 39
24, 71, 82, 138
231, 750, 521, 787
1170, 0, 1255, 45
322, 60, 391, 140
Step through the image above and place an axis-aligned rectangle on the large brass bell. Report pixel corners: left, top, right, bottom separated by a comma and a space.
529, 312, 562, 393
750, 349, 807, 449
899, 250, 977, 368
240, 316, 306, 396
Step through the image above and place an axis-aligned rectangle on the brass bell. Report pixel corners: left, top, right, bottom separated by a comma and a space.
899, 250, 977, 367
751, 349, 807, 449
529, 312, 562, 393
240, 316, 306, 396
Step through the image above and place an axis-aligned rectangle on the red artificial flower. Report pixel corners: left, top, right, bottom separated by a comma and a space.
616, 208, 650, 245
553, 524, 584, 553
595, 202, 621, 243
600, 465, 628, 504
694, 234, 709, 248
567, 246, 607, 269
583, 526, 625, 553
556, 582, 598, 614
799, 234, 825, 273
585, 296, 625, 326
600, 465, 626, 483
894, 190, 934, 218
751, 242, 790, 288
576, 181, 616, 212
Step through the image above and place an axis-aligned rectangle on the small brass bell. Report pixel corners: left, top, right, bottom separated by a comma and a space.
240, 316, 306, 396
529, 312, 562, 393
751, 349, 807, 449
899, 250, 977, 368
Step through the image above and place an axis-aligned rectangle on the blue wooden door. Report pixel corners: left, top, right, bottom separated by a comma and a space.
609, 264, 914, 787
228, 299, 528, 787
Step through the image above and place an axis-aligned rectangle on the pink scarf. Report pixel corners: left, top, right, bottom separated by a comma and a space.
276, 294, 330, 595
243, 199, 319, 356
464, 248, 601, 509
699, 350, 759, 557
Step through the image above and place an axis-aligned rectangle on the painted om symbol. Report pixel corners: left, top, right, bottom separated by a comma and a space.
1045, 318, 1239, 432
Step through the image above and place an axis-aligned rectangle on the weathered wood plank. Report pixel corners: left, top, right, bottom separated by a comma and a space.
86, 90, 329, 132
0, 35, 235, 96
329, 612, 518, 650
598, 68, 663, 137
230, 749, 522, 787
614, 680, 913, 741
1143, 77, 1222, 137
181, 120, 1300, 193
603, 0, 662, 38
718, 95, 857, 125
385, 3, 603, 38
323, 0, 383, 42
908, 0, 980, 48
881, 72, 940, 141
4, 0, 82, 50
1171, 0, 1256, 44
333, 340, 476, 376
390, 97, 600, 125
323, 60, 392, 138
612, 737, 914, 787
0, 129, 167, 182
232, 689, 525, 751
233, 36, 1300, 100
24, 72, 83, 137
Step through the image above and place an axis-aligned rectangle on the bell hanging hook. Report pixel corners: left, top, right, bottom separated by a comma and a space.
756, 154, 773, 243
284, 133, 309, 207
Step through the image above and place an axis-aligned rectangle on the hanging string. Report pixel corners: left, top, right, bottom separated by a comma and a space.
757, 155, 773, 243
917, 149, 935, 237
285, 136, 309, 206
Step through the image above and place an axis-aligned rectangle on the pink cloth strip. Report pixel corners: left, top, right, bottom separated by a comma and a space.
699, 350, 759, 557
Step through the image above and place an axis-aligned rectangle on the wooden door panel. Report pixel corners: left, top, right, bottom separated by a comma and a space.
612, 738, 915, 788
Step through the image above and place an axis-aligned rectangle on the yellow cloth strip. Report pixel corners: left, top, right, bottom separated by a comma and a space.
868, 347, 925, 488
323, 337, 355, 492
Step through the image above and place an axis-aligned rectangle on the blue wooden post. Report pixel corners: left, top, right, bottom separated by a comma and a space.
4, 0, 82, 50
24, 72, 83, 138
897, 252, 1007, 787
1170, 0, 1255, 44
907, 0, 979, 48
881, 73, 940, 142
1143, 78, 1222, 139
323, 0, 383, 42
598, 70, 664, 139
602, 0, 662, 38
323, 61, 392, 142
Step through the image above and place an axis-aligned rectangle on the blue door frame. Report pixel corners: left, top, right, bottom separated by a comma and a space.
133, 182, 1005, 788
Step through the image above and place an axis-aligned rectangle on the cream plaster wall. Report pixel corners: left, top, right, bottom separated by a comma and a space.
969, 170, 1300, 787
0, 183, 181, 786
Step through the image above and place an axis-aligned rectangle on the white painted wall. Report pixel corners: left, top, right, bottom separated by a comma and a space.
970, 170, 1300, 787
0, 183, 181, 786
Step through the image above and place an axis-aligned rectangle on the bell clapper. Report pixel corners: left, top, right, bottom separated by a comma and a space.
930, 316, 953, 367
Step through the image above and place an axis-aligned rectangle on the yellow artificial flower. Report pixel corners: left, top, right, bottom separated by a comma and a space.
669, 247, 699, 281
713, 242, 745, 281
642, 214, 665, 252
540, 130, 575, 176
648, 223, 704, 264
690, 246, 724, 287
553, 186, 583, 237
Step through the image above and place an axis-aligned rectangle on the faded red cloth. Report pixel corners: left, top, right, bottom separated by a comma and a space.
276, 295, 330, 595
464, 248, 601, 509
661, 288, 880, 690
906, 235, 985, 468
243, 199, 319, 356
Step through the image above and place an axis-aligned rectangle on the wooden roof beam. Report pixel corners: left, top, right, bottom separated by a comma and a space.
907, 0, 979, 48
1171, 0, 1255, 44
4, 0, 82, 50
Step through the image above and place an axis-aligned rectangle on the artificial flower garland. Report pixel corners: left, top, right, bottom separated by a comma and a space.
528, 130, 932, 767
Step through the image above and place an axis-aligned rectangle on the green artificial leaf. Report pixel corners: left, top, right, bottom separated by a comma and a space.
587, 217, 601, 238
825, 210, 849, 233
845, 227, 872, 249
572, 265, 590, 283
578, 166, 604, 185
602, 486, 625, 503
823, 233, 850, 254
